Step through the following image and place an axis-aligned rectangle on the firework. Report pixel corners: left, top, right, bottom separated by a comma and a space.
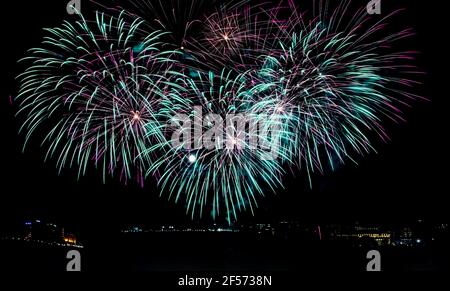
246, 0, 422, 186
16, 11, 178, 185
185, 1, 277, 74
145, 69, 287, 222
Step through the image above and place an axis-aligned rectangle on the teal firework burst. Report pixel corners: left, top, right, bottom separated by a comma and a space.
145, 70, 287, 222
16, 11, 178, 185
247, 0, 422, 186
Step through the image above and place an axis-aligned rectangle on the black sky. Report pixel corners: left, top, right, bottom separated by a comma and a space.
0, 0, 449, 239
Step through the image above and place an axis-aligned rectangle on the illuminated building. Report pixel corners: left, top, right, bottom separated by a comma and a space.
63, 233, 77, 245
333, 224, 392, 246
0, 219, 84, 248
356, 232, 391, 246
23, 220, 61, 242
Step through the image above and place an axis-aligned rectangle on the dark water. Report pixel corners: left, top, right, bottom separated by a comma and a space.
2, 233, 449, 272
0, 241, 82, 272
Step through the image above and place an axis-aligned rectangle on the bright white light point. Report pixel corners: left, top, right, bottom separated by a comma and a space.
180, 46, 184, 50
132, 112, 141, 121
223, 34, 230, 41
276, 106, 284, 113
188, 155, 197, 163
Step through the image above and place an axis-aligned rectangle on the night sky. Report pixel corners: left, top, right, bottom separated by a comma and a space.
0, 0, 448, 242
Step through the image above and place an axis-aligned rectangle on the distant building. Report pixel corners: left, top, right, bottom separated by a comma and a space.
17, 220, 81, 247
394, 227, 414, 246
333, 225, 392, 246
24, 220, 61, 242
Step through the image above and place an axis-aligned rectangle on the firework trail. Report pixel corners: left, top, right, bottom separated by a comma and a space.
16, 11, 179, 185
92, 0, 208, 50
